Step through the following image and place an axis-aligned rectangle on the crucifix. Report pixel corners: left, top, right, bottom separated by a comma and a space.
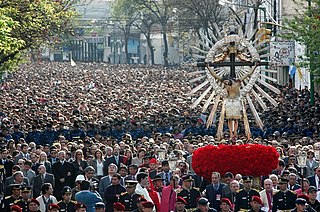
193, 35, 268, 140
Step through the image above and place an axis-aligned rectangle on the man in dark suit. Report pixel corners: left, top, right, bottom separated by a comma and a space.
104, 146, 124, 170
48, 148, 59, 166
0, 149, 14, 178
33, 165, 55, 198
157, 160, 173, 186
52, 150, 76, 199
203, 172, 226, 211
307, 166, 320, 189
4, 171, 29, 196
14, 143, 30, 164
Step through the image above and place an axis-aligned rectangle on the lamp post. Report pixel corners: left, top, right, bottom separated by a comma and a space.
308, 0, 315, 105
297, 151, 308, 192
157, 149, 166, 161
168, 157, 178, 171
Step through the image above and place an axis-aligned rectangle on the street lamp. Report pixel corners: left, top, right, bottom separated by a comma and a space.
313, 142, 320, 161
297, 151, 308, 192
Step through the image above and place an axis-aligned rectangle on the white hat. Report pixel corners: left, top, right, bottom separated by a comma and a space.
75, 175, 85, 182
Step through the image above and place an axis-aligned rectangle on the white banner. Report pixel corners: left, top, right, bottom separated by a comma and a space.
270, 41, 295, 66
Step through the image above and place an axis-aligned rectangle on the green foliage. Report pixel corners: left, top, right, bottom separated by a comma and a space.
0, 0, 78, 73
283, 0, 320, 73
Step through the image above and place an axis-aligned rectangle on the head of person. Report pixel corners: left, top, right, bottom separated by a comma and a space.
175, 196, 187, 211
149, 158, 157, 170
288, 173, 297, 185
224, 172, 234, 185
113, 202, 125, 212
264, 179, 273, 191
21, 143, 28, 153
137, 197, 148, 211
84, 166, 95, 179
230, 180, 240, 193
108, 163, 118, 175
75, 202, 87, 212
170, 174, 180, 188
61, 186, 72, 202
11, 184, 21, 196
58, 150, 66, 161
119, 166, 128, 177
308, 186, 318, 201
137, 172, 149, 186
127, 164, 138, 175
28, 198, 40, 212
21, 186, 31, 200
95, 202, 105, 212
41, 183, 53, 195
242, 176, 253, 189
141, 201, 154, 212
269, 174, 278, 187
13, 171, 24, 183
11, 205, 22, 212
161, 160, 170, 172
211, 172, 221, 184
250, 196, 263, 211
315, 166, 320, 177
80, 180, 91, 190
182, 175, 193, 188
153, 175, 163, 188
295, 198, 307, 212
125, 180, 138, 194
220, 198, 232, 212
197, 197, 210, 212
111, 173, 121, 185
278, 177, 289, 191
48, 204, 60, 212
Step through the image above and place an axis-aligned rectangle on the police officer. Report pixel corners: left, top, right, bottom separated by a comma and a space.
57, 186, 77, 212
14, 185, 32, 212
1, 184, 22, 211
119, 180, 141, 211
235, 176, 260, 211
177, 175, 201, 211
272, 177, 297, 212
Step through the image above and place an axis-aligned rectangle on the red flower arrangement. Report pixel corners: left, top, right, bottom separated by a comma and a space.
192, 144, 279, 181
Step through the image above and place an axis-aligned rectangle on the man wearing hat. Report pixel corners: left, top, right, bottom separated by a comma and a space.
194, 197, 217, 212
48, 203, 60, 212
57, 186, 77, 212
248, 196, 265, 212
177, 175, 201, 210
175, 196, 187, 212
141, 201, 154, 212
235, 176, 260, 212
75, 202, 87, 212
14, 185, 31, 212
148, 158, 158, 179
28, 198, 41, 212
307, 186, 320, 211
220, 198, 232, 212
95, 202, 105, 212
272, 177, 297, 211
1, 184, 22, 211
152, 175, 164, 201
291, 198, 308, 212
119, 180, 141, 211
113, 202, 125, 212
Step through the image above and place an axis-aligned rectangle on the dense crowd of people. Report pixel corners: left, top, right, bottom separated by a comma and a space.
0, 62, 320, 212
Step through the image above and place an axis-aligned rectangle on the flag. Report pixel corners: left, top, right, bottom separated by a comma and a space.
297, 66, 303, 80
289, 65, 296, 78
70, 58, 76, 67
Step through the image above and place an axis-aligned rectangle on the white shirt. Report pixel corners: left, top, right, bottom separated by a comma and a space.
36, 195, 57, 212
135, 183, 153, 203
96, 161, 103, 176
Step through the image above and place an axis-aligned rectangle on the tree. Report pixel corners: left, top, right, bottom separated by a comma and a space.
0, 0, 77, 73
283, 0, 320, 72
175, 0, 227, 38
133, 10, 157, 65
137, 0, 175, 66
112, 0, 140, 64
